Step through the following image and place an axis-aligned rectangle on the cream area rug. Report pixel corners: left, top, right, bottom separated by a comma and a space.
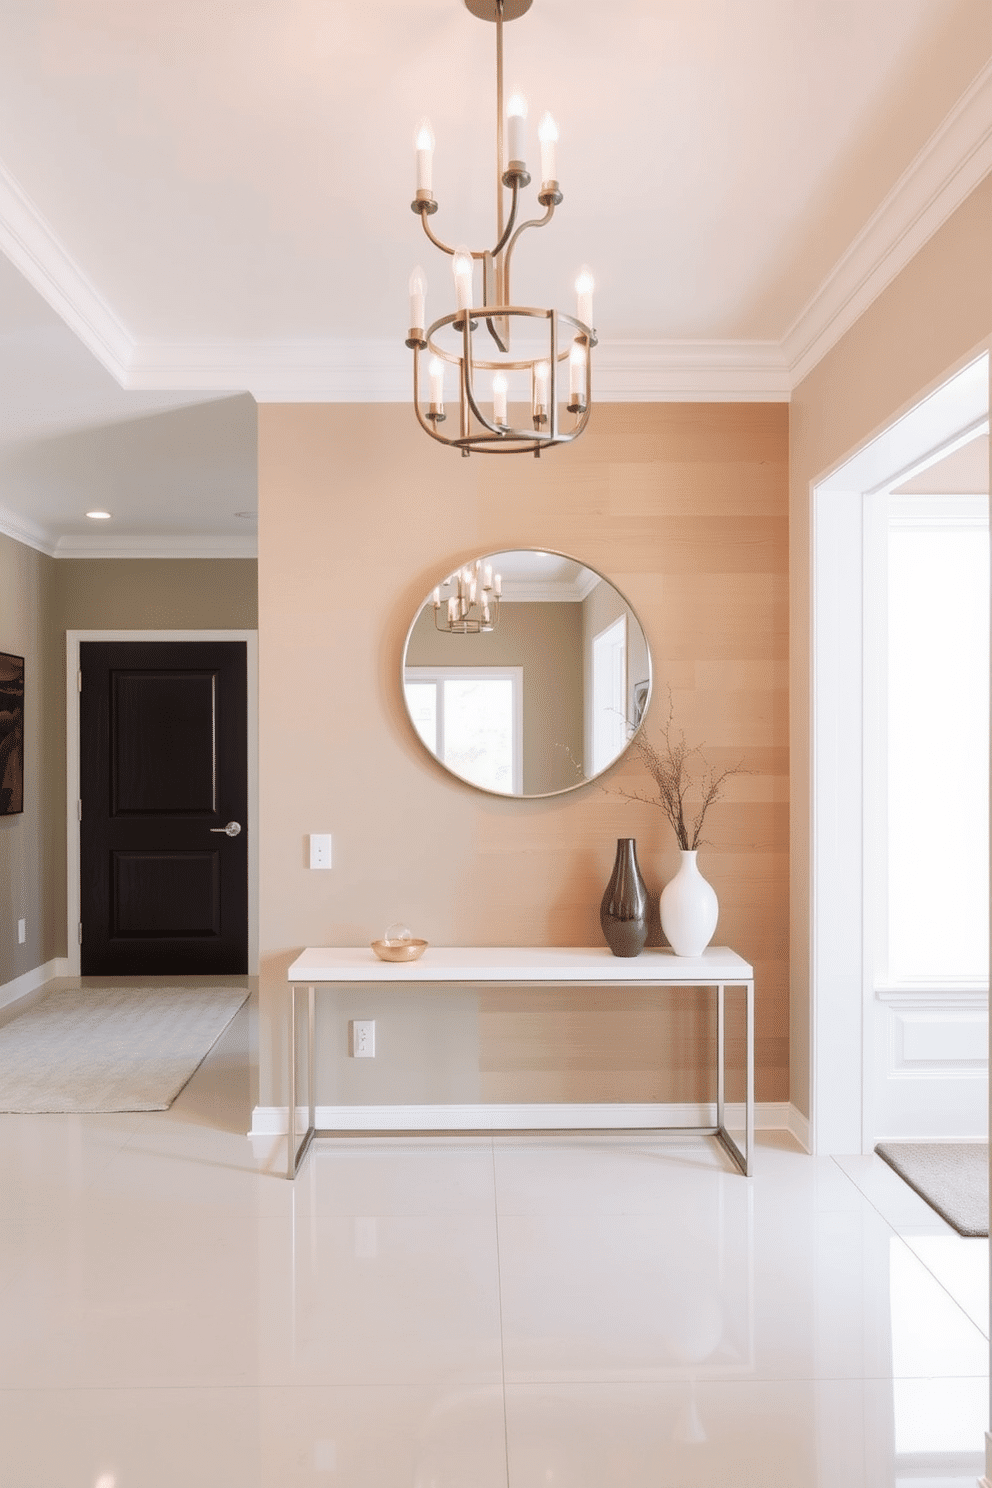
0, 985, 249, 1113
875, 1141, 989, 1237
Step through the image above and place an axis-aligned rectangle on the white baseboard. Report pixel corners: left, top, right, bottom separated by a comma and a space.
784, 1103, 811, 1152
0, 958, 70, 1014
249, 1100, 811, 1140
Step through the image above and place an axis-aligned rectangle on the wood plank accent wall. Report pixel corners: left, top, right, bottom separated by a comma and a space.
257, 401, 788, 1106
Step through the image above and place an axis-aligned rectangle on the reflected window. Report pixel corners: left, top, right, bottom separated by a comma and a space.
591, 615, 627, 775
405, 667, 523, 795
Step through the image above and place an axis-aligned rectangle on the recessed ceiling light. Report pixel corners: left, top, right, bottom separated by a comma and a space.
234, 510, 257, 520
86, 510, 112, 520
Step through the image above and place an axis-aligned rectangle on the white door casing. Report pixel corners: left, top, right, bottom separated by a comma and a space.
810, 352, 989, 1154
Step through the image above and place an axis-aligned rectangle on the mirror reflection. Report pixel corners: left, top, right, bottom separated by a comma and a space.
402, 549, 652, 798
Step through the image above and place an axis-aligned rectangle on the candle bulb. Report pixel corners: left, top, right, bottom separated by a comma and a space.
506, 92, 528, 166
429, 355, 445, 407
493, 572, 502, 596
409, 266, 426, 333
575, 267, 594, 334
492, 371, 508, 425
538, 112, 558, 184
453, 247, 473, 313
533, 359, 550, 414
483, 563, 493, 589
415, 120, 435, 193
448, 596, 457, 623
432, 587, 441, 607
569, 339, 587, 401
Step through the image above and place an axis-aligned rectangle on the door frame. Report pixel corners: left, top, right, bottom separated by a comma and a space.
66, 630, 259, 977
809, 353, 989, 1153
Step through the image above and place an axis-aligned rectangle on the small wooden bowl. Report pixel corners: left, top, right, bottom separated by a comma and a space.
371, 938, 428, 963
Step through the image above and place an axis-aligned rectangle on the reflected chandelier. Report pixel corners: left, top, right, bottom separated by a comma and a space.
432, 558, 502, 633
406, 0, 595, 457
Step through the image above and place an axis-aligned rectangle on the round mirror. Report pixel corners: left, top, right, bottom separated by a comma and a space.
402, 549, 652, 798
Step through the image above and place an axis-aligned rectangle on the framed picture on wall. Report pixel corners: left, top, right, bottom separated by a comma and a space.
0, 651, 24, 816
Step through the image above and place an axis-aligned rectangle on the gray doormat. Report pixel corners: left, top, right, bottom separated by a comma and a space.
875, 1141, 989, 1237
0, 985, 249, 1112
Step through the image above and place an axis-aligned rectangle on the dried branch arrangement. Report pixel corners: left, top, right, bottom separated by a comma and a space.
613, 693, 749, 850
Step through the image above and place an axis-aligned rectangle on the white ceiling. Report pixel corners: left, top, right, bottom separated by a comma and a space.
0, 0, 989, 554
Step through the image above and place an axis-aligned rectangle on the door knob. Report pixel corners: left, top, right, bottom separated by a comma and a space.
210, 821, 242, 837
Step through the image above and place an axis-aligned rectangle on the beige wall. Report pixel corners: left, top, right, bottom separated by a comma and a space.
789, 173, 992, 1117
50, 558, 258, 635
0, 534, 54, 988
407, 599, 584, 794
258, 401, 788, 1107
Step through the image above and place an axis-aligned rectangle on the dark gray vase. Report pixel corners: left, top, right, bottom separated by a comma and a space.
600, 838, 649, 957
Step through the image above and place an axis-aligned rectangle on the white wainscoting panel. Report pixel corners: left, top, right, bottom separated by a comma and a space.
873, 988, 988, 1140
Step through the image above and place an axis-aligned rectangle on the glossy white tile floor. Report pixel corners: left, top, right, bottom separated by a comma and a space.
0, 987, 988, 1487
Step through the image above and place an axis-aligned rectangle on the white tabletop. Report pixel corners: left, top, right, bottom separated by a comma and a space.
287, 945, 753, 983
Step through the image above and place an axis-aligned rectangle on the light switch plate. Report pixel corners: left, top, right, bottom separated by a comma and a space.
309, 833, 332, 869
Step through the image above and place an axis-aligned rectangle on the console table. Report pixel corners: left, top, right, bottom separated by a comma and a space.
285, 945, 754, 1180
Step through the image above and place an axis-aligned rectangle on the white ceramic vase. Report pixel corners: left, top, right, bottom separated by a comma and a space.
659, 850, 719, 957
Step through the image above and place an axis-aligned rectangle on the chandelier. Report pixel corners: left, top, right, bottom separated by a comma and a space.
432, 559, 502, 633
406, 0, 595, 457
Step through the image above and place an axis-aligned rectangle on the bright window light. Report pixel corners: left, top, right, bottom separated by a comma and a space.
442, 675, 515, 794
886, 498, 989, 982
404, 667, 522, 795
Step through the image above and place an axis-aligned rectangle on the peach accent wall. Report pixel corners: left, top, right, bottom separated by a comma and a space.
789, 173, 992, 1117
257, 402, 788, 1107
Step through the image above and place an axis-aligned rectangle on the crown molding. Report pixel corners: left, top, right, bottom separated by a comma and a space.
0, 60, 988, 406
123, 335, 793, 402
51, 534, 257, 560
0, 159, 134, 383
123, 338, 410, 401
0, 505, 257, 560
784, 57, 992, 386
0, 502, 56, 556
592, 339, 790, 400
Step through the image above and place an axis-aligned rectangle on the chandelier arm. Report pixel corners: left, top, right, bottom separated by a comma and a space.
461, 321, 505, 438
417, 212, 458, 256
490, 181, 520, 259
503, 202, 555, 285
483, 315, 510, 355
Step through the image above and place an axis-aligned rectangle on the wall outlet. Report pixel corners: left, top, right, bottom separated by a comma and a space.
309, 833, 332, 869
351, 1019, 375, 1057
17, 918, 25, 944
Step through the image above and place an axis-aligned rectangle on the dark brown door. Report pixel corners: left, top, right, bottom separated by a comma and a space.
80, 640, 248, 975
